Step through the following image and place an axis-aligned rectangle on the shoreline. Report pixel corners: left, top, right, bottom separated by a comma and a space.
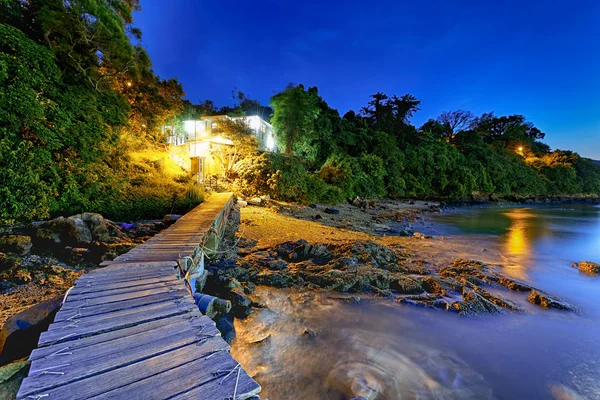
201, 200, 580, 326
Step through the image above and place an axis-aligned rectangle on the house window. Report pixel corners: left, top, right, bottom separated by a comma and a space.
211, 122, 217, 130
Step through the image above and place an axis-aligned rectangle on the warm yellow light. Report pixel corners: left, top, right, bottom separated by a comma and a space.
126, 81, 132, 87
184, 120, 195, 134
518, 146, 523, 152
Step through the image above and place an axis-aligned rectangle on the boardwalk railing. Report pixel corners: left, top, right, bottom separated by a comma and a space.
17, 193, 261, 400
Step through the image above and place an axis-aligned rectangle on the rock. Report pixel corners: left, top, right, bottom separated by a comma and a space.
313, 214, 323, 220
215, 314, 236, 344
237, 200, 248, 207
573, 261, 600, 275
420, 276, 462, 296
496, 277, 534, 291
303, 328, 317, 338
309, 204, 318, 209
230, 288, 253, 318
0, 235, 32, 256
412, 232, 433, 239
242, 282, 256, 294
12, 269, 32, 284
37, 216, 92, 246
267, 260, 288, 271
391, 276, 423, 294
64, 247, 93, 265
0, 359, 29, 400
163, 214, 182, 223
0, 295, 62, 364
452, 288, 504, 316
528, 290, 575, 311
246, 329, 271, 344
68, 217, 93, 244
226, 278, 245, 292
78, 212, 111, 242
247, 197, 262, 206
324, 208, 340, 215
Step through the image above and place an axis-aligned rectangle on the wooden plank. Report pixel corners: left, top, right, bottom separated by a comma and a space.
55, 290, 190, 322
30, 314, 213, 361
75, 269, 175, 284
61, 285, 185, 310
50, 298, 194, 332
29, 319, 220, 375
171, 366, 261, 400
22, 325, 223, 396
88, 350, 245, 400
66, 280, 182, 303
18, 337, 230, 400
68, 275, 178, 296
39, 302, 198, 346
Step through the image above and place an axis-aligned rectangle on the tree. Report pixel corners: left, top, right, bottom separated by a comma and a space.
270, 84, 320, 155
437, 110, 474, 141
472, 113, 546, 146
211, 119, 258, 179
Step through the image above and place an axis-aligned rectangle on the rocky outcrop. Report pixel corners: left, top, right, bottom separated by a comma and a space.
573, 261, 600, 275
219, 241, 576, 316
451, 287, 505, 316
0, 295, 62, 365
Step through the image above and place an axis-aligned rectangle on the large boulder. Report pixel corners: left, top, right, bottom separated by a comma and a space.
80, 212, 110, 242
0, 236, 32, 256
36, 216, 92, 246
573, 261, 600, 275
0, 295, 62, 365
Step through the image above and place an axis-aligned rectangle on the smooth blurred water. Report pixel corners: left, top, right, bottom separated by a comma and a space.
231, 205, 600, 400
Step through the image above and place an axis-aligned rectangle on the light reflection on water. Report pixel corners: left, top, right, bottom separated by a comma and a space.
230, 205, 600, 400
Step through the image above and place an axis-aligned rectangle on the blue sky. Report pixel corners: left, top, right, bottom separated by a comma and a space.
134, 0, 600, 159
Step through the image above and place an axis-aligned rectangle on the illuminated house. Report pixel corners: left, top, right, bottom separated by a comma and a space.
164, 115, 277, 182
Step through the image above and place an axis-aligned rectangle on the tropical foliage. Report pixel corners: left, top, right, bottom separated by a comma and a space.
0, 0, 197, 223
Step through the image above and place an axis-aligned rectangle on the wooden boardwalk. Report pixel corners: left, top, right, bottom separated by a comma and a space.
17, 193, 261, 400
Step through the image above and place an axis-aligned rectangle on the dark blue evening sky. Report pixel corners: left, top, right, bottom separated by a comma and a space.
134, 0, 600, 159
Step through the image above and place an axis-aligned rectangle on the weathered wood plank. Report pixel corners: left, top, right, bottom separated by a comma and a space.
171, 366, 261, 400
61, 285, 186, 310
66, 280, 182, 303
55, 290, 190, 322
88, 350, 243, 400
29, 319, 220, 375
68, 275, 178, 295
30, 314, 213, 361
18, 337, 230, 400
22, 325, 223, 396
77, 268, 175, 282
39, 302, 199, 346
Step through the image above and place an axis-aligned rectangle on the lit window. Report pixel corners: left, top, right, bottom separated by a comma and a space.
211, 122, 217, 130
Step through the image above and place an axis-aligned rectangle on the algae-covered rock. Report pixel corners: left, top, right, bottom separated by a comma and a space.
0, 235, 32, 256
391, 276, 423, 294
452, 288, 504, 316
528, 290, 575, 311
573, 261, 600, 275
